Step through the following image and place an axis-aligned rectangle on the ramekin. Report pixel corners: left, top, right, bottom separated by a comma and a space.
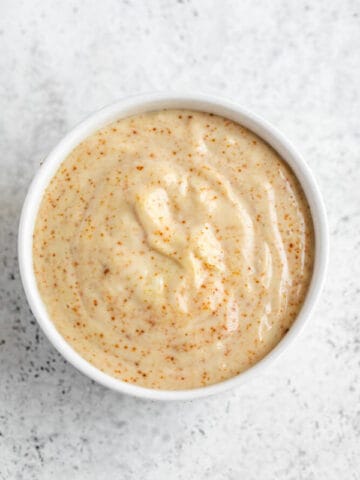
18, 92, 328, 401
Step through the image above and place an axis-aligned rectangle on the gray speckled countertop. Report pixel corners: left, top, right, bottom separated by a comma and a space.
1, 0, 360, 478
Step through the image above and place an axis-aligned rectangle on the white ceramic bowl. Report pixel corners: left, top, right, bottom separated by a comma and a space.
18, 92, 328, 401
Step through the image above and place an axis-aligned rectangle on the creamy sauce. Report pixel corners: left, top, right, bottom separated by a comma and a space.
33, 110, 314, 389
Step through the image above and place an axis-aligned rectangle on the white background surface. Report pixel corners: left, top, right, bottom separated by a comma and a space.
1, 0, 359, 478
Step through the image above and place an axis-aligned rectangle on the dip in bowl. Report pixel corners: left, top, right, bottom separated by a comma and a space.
18, 93, 328, 400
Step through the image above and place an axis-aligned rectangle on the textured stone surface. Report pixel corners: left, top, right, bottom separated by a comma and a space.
0, 0, 359, 478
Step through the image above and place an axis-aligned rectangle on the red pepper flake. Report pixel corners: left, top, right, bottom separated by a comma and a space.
136, 166, 144, 171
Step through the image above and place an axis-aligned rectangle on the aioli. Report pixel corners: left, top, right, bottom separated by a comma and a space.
33, 110, 314, 389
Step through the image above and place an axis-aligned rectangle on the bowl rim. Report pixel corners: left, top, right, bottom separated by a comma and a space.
18, 91, 329, 401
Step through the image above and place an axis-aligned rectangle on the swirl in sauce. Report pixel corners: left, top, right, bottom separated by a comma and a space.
33, 110, 314, 389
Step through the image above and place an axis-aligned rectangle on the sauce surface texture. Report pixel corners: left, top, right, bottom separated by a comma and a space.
33, 110, 314, 389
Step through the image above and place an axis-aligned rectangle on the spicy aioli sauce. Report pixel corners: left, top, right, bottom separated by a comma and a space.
33, 110, 314, 390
